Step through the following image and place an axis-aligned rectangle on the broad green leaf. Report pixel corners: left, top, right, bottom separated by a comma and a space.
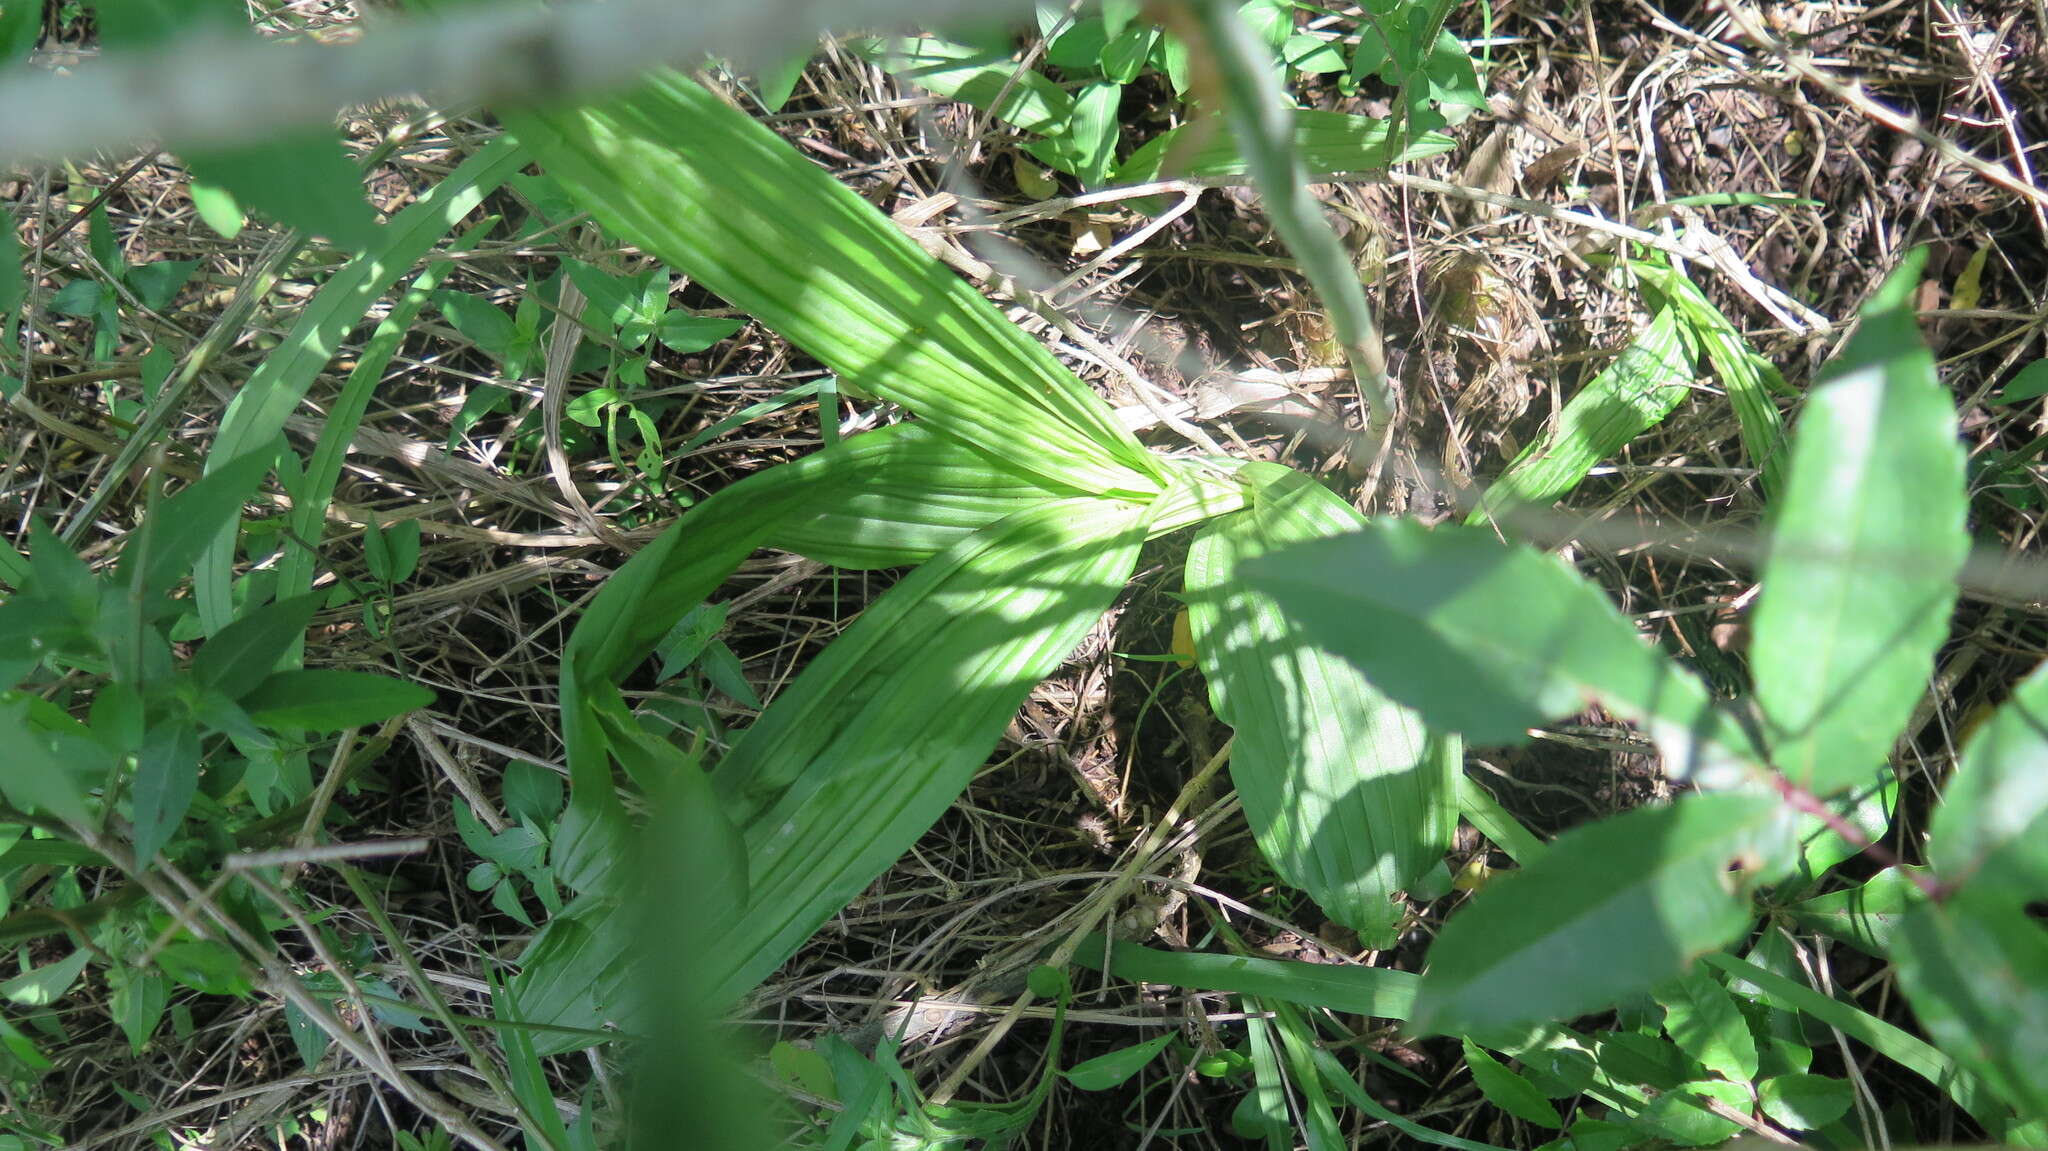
847, 36, 1074, 135
0, 0, 35, 65
504, 73, 1162, 497
655, 312, 743, 355
0, 949, 89, 1007
131, 718, 199, 865
1061, 1032, 1176, 1090
1462, 1039, 1562, 1128
1030, 79, 1122, 184
110, 968, 168, 1053
1757, 1073, 1853, 1130
0, 693, 106, 825
1244, 521, 1762, 784
700, 496, 1148, 1006
1891, 890, 2048, 1119
1411, 794, 1796, 1035
436, 291, 519, 365
1116, 109, 1455, 183
1633, 1079, 1746, 1146
1994, 358, 2048, 404
502, 760, 563, 826
189, 182, 244, 239
1187, 463, 1454, 946
0, 220, 22, 315
190, 592, 323, 699
362, 517, 421, 584
155, 940, 251, 997
123, 259, 198, 311
1071, 933, 1416, 1020
1750, 250, 1966, 794
1782, 865, 1926, 956
1654, 970, 1757, 1084
238, 669, 433, 731
183, 135, 379, 251
195, 138, 525, 633
1099, 24, 1157, 83
1929, 660, 2048, 901
1701, 951, 2003, 1127
1469, 308, 1694, 525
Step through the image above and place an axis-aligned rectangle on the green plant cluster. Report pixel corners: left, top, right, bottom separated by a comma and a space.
3, 1, 2047, 1148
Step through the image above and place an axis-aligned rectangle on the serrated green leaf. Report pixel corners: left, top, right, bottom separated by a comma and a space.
1751, 250, 1966, 795
699, 497, 1147, 1006
502, 760, 563, 825
1655, 970, 1757, 1084
155, 940, 251, 997
1469, 309, 1694, 524
504, 73, 1161, 496
191, 592, 323, 699
1929, 660, 2048, 902
1063, 1032, 1176, 1091
1244, 520, 1762, 784
1412, 794, 1796, 1035
131, 718, 199, 865
47, 279, 106, 317
1892, 890, 2048, 1119
1187, 463, 1454, 946
1115, 109, 1455, 183
848, 36, 1075, 136
1462, 1039, 1562, 1127
656, 311, 743, 354
238, 669, 433, 731
123, 259, 198, 311
1757, 1073, 1853, 1130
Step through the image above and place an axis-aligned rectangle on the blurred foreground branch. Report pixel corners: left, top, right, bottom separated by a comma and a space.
0, 0, 1030, 166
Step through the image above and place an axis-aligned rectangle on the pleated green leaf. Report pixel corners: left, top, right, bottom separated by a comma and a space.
1244, 520, 1764, 786
504, 74, 1162, 497
1187, 463, 1455, 947
1750, 250, 1966, 795
1633, 260, 1791, 498
1469, 307, 1694, 525
702, 495, 1150, 1005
